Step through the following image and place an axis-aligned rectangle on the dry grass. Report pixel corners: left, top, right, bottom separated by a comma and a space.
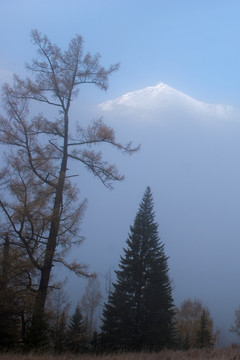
1, 348, 240, 360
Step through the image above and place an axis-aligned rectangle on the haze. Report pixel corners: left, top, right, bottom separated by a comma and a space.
1, 0, 240, 347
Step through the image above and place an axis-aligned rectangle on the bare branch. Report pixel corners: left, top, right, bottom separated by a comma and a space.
0, 30, 139, 319
53, 258, 91, 277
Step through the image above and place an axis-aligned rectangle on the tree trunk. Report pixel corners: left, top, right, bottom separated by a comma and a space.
34, 113, 69, 313
1, 235, 9, 290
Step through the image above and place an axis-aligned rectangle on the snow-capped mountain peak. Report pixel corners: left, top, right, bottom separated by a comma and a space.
99, 83, 234, 119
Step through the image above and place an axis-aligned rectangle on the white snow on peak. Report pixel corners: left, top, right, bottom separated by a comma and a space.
99, 82, 234, 119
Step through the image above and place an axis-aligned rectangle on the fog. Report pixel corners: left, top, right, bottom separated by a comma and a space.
60, 83, 240, 346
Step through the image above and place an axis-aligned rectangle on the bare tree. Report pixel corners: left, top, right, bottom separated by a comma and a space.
174, 298, 218, 349
0, 30, 139, 323
47, 288, 70, 352
104, 265, 115, 300
81, 277, 102, 337
230, 306, 240, 338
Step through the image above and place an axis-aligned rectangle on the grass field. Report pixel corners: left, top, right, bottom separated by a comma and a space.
1, 348, 240, 360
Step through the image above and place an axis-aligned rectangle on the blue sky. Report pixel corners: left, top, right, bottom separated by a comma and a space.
2, 0, 240, 104
2, 0, 240, 346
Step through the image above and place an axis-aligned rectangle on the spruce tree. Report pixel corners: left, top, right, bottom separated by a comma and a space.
52, 310, 68, 353
24, 308, 50, 351
67, 304, 86, 353
196, 310, 213, 348
101, 187, 175, 351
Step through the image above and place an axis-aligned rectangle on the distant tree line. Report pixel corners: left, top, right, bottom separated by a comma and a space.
0, 186, 217, 352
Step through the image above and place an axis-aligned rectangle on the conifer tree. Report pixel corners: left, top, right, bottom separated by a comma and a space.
196, 310, 213, 348
101, 187, 175, 351
0, 235, 36, 349
53, 310, 68, 353
0, 236, 18, 349
24, 307, 50, 351
67, 304, 86, 353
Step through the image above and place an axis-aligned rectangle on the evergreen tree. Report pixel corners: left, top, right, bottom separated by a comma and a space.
196, 310, 213, 348
67, 304, 86, 353
101, 187, 175, 351
52, 310, 68, 353
0, 287, 19, 350
0, 235, 36, 350
24, 308, 50, 351
0, 236, 18, 349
